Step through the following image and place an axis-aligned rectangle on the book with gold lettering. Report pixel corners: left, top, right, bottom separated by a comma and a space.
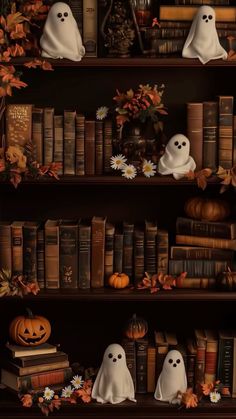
6, 104, 33, 147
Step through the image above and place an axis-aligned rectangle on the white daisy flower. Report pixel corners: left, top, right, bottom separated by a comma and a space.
110, 154, 127, 170
96, 106, 109, 120
210, 391, 221, 403
142, 160, 156, 178
71, 375, 84, 389
121, 164, 137, 179
43, 387, 54, 401
61, 385, 74, 398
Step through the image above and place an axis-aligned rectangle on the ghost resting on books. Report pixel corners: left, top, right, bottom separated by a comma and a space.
91, 343, 136, 404
154, 349, 187, 404
182, 5, 227, 64
157, 134, 196, 180
40, 2, 85, 61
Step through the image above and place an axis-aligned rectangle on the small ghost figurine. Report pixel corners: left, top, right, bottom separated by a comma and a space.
92, 343, 136, 404
40, 2, 85, 61
158, 134, 196, 180
182, 5, 227, 64
154, 350, 187, 404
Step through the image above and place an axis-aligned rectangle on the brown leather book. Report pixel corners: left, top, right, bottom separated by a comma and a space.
134, 226, 145, 286
1, 359, 70, 377
104, 221, 115, 284
23, 221, 39, 284
59, 220, 79, 289
204, 329, 218, 384
187, 102, 203, 170
176, 234, 236, 250
122, 338, 136, 391
43, 107, 54, 165
136, 338, 148, 394
170, 245, 234, 261
44, 220, 60, 289
169, 258, 229, 278
32, 107, 43, 164
123, 221, 134, 280
145, 220, 157, 276
75, 113, 85, 176
203, 102, 218, 170
83, 0, 97, 57
194, 329, 207, 391
53, 115, 63, 175
69, 0, 83, 33
147, 345, 156, 393
5, 104, 33, 148
95, 120, 104, 175
176, 277, 216, 289
176, 217, 236, 239
11, 221, 24, 276
103, 119, 113, 173
217, 330, 234, 396
91, 216, 106, 288
186, 337, 197, 389
159, 5, 236, 21
37, 228, 45, 289
78, 220, 91, 289
233, 115, 236, 166
218, 96, 233, 169
85, 119, 95, 175
114, 228, 123, 274
156, 229, 168, 275
64, 110, 76, 175
0, 221, 12, 273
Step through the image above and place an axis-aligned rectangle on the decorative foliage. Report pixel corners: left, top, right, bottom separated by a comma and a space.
216, 165, 236, 193
184, 168, 213, 190
0, 269, 40, 297
179, 388, 198, 409
110, 154, 157, 179
0, 64, 27, 97
136, 271, 185, 293
24, 58, 53, 71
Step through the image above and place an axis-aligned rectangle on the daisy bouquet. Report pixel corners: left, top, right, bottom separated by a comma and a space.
110, 154, 157, 179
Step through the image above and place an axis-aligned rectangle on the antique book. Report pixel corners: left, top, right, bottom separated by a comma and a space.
175, 0, 229, 4
176, 217, 236, 239
145, 220, 157, 276
44, 220, 60, 289
5, 342, 58, 358
95, 120, 104, 175
11, 221, 24, 276
78, 220, 91, 289
75, 113, 85, 176
186, 337, 197, 389
136, 338, 148, 394
83, 0, 97, 57
176, 234, 236, 250
11, 351, 68, 368
103, 119, 113, 173
69, 0, 83, 33
32, 107, 43, 164
159, 5, 236, 21
204, 329, 218, 384
156, 229, 169, 274
232, 335, 236, 398
1, 359, 69, 377
91, 216, 106, 288
37, 228, 45, 289
23, 221, 39, 283
147, 345, 156, 393
187, 102, 203, 170
85, 119, 95, 175
134, 226, 145, 286
170, 245, 234, 261
59, 220, 78, 289
217, 330, 234, 396
114, 228, 123, 274
122, 338, 136, 391
0, 221, 12, 273
176, 277, 216, 289
53, 115, 63, 175
64, 110, 76, 175
123, 221, 134, 280
203, 102, 218, 170
218, 96, 233, 169
194, 329, 207, 391
5, 104, 33, 147
104, 222, 115, 284
169, 259, 228, 277
233, 115, 236, 166
43, 107, 54, 165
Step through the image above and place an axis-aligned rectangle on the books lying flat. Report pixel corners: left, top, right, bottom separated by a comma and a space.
170, 246, 234, 261
176, 217, 236, 240
2, 359, 69, 376
13, 351, 68, 368
176, 234, 236, 250
5, 343, 57, 358
159, 6, 236, 22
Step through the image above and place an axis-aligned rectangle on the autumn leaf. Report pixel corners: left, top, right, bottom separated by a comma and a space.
9, 43, 25, 57
181, 388, 198, 408
9, 77, 28, 89
6, 12, 28, 32
9, 170, 22, 188
10, 23, 26, 39
41, 60, 54, 71
185, 170, 195, 180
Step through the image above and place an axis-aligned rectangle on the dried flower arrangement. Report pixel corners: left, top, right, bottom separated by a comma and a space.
0, 268, 40, 297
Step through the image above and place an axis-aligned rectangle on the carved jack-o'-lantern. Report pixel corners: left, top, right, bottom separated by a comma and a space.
9, 308, 51, 347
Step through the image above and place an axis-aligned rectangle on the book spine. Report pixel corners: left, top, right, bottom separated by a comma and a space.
78, 224, 91, 289
218, 96, 233, 169
217, 337, 233, 396
122, 338, 136, 391
175, 0, 229, 4
17, 353, 68, 368
104, 120, 113, 173
0, 224, 12, 273
176, 234, 236, 251
187, 353, 196, 389
19, 367, 72, 391
37, 229, 45, 289
176, 217, 236, 239
204, 340, 218, 384
59, 224, 78, 289
156, 229, 169, 274
44, 107, 54, 165
149, 38, 185, 55
11, 223, 23, 276
123, 222, 134, 279
136, 339, 148, 394
104, 223, 115, 284
95, 120, 104, 175
85, 119, 95, 175
159, 6, 236, 22
75, 114, 85, 176
170, 245, 234, 260
195, 339, 206, 390
134, 228, 145, 285
147, 346, 156, 393
6, 104, 33, 147
23, 224, 38, 283
68, 0, 83, 33
83, 0, 97, 57
114, 232, 123, 273
203, 101, 218, 170
233, 115, 236, 167
145, 222, 157, 276
64, 110, 76, 175
45, 223, 60, 289
187, 102, 203, 170
91, 217, 106, 288
176, 277, 216, 289
232, 337, 236, 398
53, 115, 63, 175
32, 107, 43, 164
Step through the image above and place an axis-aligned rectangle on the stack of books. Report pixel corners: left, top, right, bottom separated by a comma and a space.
1, 342, 72, 393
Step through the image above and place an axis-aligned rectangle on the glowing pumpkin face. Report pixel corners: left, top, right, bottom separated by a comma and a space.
9, 309, 51, 347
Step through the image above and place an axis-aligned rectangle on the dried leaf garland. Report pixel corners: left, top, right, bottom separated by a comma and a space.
184, 168, 213, 190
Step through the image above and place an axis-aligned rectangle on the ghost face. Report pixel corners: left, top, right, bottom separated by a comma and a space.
48, 3, 71, 25
103, 344, 126, 371
163, 350, 185, 374
165, 134, 190, 167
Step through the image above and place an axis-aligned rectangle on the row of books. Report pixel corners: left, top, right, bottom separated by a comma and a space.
123, 329, 236, 397
0, 219, 168, 290
5, 104, 113, 176
1, 342, 72, 392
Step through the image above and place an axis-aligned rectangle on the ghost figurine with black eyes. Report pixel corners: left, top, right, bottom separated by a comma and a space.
182, 5, 227, 64
158, 133, 196, 180
154, 350, 187, 404
92, 343, 136, 404
40, 2, 85, 61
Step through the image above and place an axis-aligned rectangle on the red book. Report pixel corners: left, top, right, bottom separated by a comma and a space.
187, 102, 203, 170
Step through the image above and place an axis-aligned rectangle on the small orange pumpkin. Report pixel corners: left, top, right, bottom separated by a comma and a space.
9, 308, 51, 347
184, 196, 230, 222
124, 313, 148, 340
108, 272, 130, 289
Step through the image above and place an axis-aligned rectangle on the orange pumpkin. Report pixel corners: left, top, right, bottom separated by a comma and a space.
108, 272, 130, 289
184, 196, 230, 222
124, 314, 148, 340
9, 308, 51, 347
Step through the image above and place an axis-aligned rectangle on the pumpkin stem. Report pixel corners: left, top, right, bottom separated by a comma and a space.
26, 307, 34, 319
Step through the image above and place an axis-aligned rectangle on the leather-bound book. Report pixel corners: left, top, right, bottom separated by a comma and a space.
186, 338, 197, 389
122, 338, 136, 391
194, 329, 207, 391
156, 229, 169, 275
176, 234, 236, 251
23, 221, 40, 284
203, 101, 218, 170
218, 96, 233, 169
187, 102, 203, 170
104, 222, 115, 284
134, 226, 145, 286
136, 338, 148, 394
103, 119, 113, 173
159, 5, 236, 22
0, 221, 12, 273
78, 220, 91, 289
204, 329, 218, 384
170, 246, 234, 261
44, 107, 54, 165
95, 120, 104, 175
5, 104, 33, 147
114, 227, 123, 274
176, 217, 236, 240
217, 330, 234, 397
232, 334, 236, 398
91, 216, 106, 288
85, 119, 95, 175
75, 113, 85, 176
83, 0, 97, 57
69, 0, 83, 33
169, 259, 228, 278
176, 277, 216, 289
53, 115, 63, 175
145, 220, 157, 276
32, 107, 43, 164
122, 221, 134, 280
12, 351, 68, 368
147, 345, 156, 393
59, 220, 79, 289
44, 220, 60, 289
233, 115, 236, 166
11, 221, 24, 276
64, 110, 76, 175
37, 228, 45, 289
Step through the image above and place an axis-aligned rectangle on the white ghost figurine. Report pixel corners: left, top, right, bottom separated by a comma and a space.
40, 2, 85, 61
92, 343, 136, 404
182, 6, 227, 64
154, 350, 187, 404
158, 134, 196, 180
